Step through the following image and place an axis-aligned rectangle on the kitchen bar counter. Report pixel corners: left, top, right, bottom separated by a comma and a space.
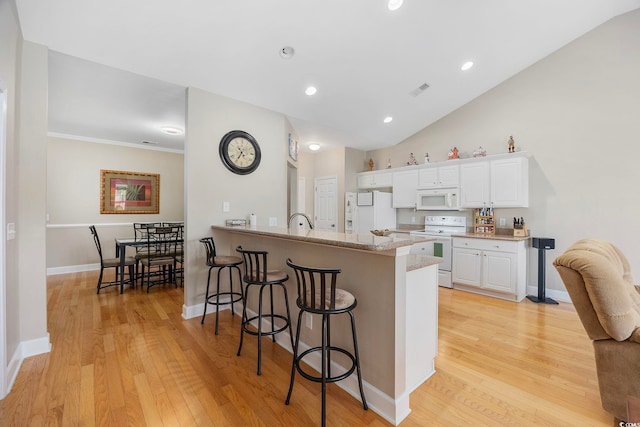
211, 225, 435, 252
211, 225, 440, 425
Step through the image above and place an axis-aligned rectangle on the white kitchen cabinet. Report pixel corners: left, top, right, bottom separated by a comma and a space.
452, 237, 527, 301
459, 154, 528, 208
459, 161, 490, 208
357, 171, 393, 189
491, 156, 529, 207
392, 169, 418, 208
418, 164, 459, 188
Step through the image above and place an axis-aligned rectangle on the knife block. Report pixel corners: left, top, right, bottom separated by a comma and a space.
513, 225, 528, 237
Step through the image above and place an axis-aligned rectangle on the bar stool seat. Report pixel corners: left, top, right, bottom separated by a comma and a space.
199, 237, 244, 335
285, 258, 368, 427
236, 246, 294, 376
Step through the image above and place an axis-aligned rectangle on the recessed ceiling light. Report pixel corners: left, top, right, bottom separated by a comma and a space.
305, 86, 317, 96
309, 143, 320, 151
383, 116, 393, 124
461, 61, 474, 71
388, 0, 404, 11
280, 46, 295, 59
160, 126, 183, 135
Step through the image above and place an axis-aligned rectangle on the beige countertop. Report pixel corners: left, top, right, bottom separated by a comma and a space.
456, 232, 531, 242
211, 225, 436, 252
406, 253, 442, 271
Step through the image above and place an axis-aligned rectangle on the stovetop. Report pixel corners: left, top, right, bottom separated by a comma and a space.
411, 215, 467, 236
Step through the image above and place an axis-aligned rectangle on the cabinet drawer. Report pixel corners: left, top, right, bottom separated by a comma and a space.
453, 237, 518, 253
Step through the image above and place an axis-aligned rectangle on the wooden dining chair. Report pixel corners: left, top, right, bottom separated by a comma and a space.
89, 225, 137, 294
139, 225, 181, 292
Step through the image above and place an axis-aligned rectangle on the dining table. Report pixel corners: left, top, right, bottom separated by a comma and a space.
114, 236, 183, 293
114, 237, 146, 293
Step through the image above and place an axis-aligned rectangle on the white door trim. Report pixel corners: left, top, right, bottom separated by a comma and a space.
0, 84, 8, 398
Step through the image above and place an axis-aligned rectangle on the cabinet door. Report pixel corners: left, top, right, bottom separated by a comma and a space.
438, 164, 460, 187
418, 168, 438, 188
482, 250, 517, 293
357, 173, 374, 189
357, 171, 393, 189
491, 157, 529, 207
375, 172, 393, 188
459, 162, 490, 207
452, 248, 482, 287
392, 170, 418, 208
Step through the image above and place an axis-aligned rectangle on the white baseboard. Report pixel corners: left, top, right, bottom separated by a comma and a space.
6, 333, 52, 397
47, 263, 99, 275
525, 285, 571, 303
182, 298, 241, 320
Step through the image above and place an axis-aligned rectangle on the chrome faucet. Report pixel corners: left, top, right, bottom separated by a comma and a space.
288, 213, 314, 229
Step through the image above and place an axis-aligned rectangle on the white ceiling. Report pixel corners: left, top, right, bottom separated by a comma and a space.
16, 0, 640, 153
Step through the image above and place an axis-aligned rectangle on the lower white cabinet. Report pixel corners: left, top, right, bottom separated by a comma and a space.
452, 237, 527, 301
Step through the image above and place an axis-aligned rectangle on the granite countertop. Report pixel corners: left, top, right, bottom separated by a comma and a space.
456, 232, 531, 242
211, 225, 436, 252
406, 254, 443, 271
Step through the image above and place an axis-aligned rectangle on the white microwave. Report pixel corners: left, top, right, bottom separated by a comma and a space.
416, 188, 459, 210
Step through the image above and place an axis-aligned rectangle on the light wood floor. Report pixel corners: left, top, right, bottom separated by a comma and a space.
0, 271, 614, 426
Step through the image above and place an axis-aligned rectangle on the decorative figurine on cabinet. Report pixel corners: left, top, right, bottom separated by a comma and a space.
473, 146, 487, 158
448, 147, 459, 160
508, 135, 515, 153
387, 158, 392, 169
424, 152, 430, 164
407, 153, 418, 165
368, 158, 374, 171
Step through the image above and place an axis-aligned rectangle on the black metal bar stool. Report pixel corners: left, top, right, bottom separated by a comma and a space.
235, 246, 294, 376
199, 237, 244, 335
285, 258, 368, 427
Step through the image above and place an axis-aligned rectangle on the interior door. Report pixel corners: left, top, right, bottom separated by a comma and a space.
314, 176, 338, 232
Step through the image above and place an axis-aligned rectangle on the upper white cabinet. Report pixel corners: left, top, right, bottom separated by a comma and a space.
459, 153, 529, 208
459, 161, 490, 208
357, 170, 393, 189
418, 164, 459, 188
392, 169, 419, 208
356, 153, 528, 209
491, 156, 529, 207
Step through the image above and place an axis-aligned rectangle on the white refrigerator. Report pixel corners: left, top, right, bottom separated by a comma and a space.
354, 191, 396, 233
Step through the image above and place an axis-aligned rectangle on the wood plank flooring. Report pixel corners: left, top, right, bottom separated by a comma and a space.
0, 271, 614, 426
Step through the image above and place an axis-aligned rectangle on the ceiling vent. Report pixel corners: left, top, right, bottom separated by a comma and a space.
142, 140, 158, 145
409, 83, 430, 97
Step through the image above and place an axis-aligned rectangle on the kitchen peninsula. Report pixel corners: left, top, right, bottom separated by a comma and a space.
211, 225, 440, 425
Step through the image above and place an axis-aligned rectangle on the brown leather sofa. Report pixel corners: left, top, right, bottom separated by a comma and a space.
553, 238, 640, 421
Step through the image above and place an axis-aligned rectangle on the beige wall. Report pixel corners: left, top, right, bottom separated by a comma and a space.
366, 10, 640, 293
17, 41, 48, 345
184, 88, 288, 308
46, 137, 184, 268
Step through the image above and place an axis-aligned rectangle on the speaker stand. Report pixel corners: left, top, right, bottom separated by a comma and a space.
527, 244, 558, 305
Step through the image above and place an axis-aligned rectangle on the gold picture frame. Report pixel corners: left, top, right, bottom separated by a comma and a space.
100, 170, 160, 214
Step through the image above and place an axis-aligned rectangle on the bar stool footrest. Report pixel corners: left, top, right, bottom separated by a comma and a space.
205, 291, 243, 307
242, 314, 291, 337
295, 346, 356, 384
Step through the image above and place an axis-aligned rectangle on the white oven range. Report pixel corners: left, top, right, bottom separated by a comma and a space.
409, 215, 467, 288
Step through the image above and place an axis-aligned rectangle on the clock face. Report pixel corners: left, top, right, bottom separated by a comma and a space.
219, 130, 261, 174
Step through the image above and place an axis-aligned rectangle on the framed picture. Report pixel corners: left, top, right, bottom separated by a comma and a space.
100, 170, 160, 214
288, 133, 298, 161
